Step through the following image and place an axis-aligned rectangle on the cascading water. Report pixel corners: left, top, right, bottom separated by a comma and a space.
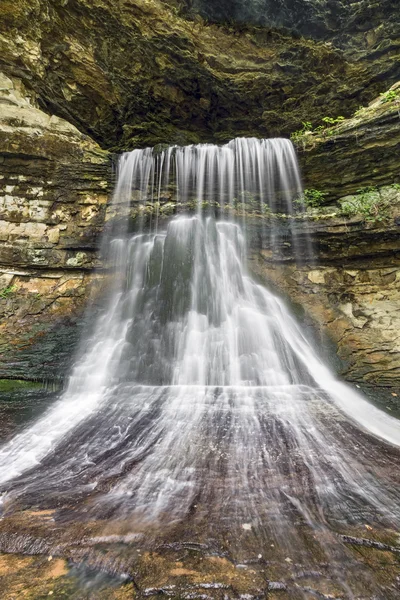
0, 138, 399, 597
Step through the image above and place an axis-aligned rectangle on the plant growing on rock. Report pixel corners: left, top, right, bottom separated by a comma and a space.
340, 186, 389, 222
354, 105, 365, 118
0, 285, 17, 299
290, 121, 313, 144
321, 115, 345, 126
290, 115, 345, 146
296, 188, 327, 209
261, 203, 272, 216
381, 89, 400, 103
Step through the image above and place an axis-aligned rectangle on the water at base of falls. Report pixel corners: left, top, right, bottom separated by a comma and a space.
0, 139, 399, 598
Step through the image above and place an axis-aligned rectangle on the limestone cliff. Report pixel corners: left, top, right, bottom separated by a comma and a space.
187, 0, 400, 49
249, 197, 400, 390
1, 0, 399, 149
0, 72, 111, 380
0, 0, 399, 392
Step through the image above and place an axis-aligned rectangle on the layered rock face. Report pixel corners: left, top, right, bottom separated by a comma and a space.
249, 199, 400, 388
0, 0, 399, 390
0, 0, 399, 149
298, 82, 400, 199
1, 73, 400, 389
249, 89, 400, 388
188, 0, 400, 47
0, 72, 111, 380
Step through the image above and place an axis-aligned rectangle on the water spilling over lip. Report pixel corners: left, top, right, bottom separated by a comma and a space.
0, 138, 399, 596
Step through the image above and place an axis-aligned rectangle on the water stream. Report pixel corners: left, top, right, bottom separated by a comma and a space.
0, 138, 399, 597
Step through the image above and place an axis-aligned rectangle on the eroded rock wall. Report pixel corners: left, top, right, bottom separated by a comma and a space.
297, 83, 400, 200
0, 72, 111, 380
0, 64, 399, 390
1, 0, 399, 149
187, 0, 400, 48
249, 193, 400, 388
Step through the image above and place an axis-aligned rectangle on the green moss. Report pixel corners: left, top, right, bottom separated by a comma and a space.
381, 89, 400, 103
0, 379, 42, 391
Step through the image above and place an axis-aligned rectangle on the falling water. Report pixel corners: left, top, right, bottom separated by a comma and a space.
0, 139, 399, 597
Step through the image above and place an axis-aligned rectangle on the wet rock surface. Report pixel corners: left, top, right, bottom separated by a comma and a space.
297, 83, 400, 200
0, 71, 111, 381
248, 197, 400, 387
0, 504, 399, 599
186, 0, 400, 47
0, 275, 91, 381
0, 430, 399, 599
0, 380, 56, 441
0, 342, 399, 600
1, 1, 399, 149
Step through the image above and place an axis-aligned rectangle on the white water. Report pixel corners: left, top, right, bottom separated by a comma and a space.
0, 138, 399, 543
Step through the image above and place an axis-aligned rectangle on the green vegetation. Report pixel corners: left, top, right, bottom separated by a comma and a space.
351, 87, 399, 118
261, 204, 272, 216
303, 188, 328, 207
354, 105, 365, 118
0, 284, 17, 299
340, 186, 389, 222
0, 379, 42, 392
291, 85, 400, 145
321, 116, 345, 126
290, 116, 345, 144
290, 121, 313, 144
381, 89, 400, 103
294, 188, 328, 209
232, 191, 258, 210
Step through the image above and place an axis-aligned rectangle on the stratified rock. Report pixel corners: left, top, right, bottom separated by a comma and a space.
298, 82, 400, 199
248, 185, 400, 388
186, 0, 400, 48
0, 69, 400, 390
0, 72, 111, 381
0, 0, 399, 148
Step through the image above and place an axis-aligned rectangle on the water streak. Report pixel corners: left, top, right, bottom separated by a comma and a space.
0, 138, 399, 596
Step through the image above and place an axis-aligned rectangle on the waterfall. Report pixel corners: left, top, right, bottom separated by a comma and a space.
111, 137, 302, 213
105, 138, 312, 262
0, 139, 399, 589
